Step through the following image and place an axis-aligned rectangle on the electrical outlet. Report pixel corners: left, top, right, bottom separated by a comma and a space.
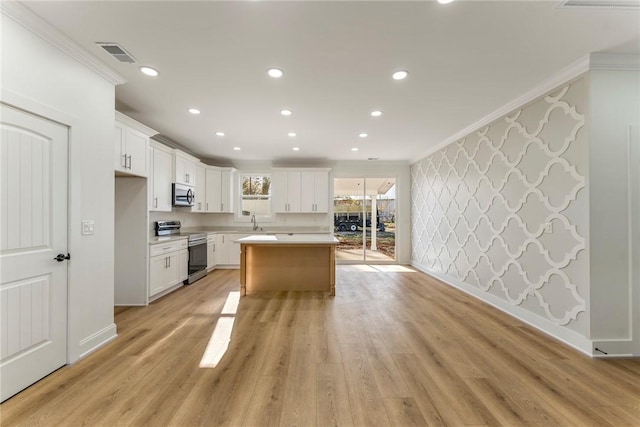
544, 222, 553, 234
82, 220, 95, 235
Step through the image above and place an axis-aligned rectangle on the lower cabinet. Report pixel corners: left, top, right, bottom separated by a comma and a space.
215, 234, 249, 266
149, 239, 188, 298
207, 233, 217, 270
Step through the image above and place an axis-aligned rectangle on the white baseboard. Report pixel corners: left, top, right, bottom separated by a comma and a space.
592, 339, 636, 358
411, 261, 594, 356
72, 323, 118, 363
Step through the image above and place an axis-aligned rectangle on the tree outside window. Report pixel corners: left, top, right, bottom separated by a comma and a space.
240, 175, 271, 216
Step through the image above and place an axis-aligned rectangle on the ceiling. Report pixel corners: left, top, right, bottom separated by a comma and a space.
21, 1, 640, 163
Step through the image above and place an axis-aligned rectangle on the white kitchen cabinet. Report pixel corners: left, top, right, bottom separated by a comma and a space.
149, 142, 173, 212
216, 234, 249, 266
220, 168, 235, 213
205, 167, 221, 213
149, 239, 188, 298
207, 233, 217, 270
114, 112, 156, 177
173, 150, 198, 186
273, 172, 302, 213
192, 162, 206, 213
205, 166, 236, 213
300, 171, 329, 213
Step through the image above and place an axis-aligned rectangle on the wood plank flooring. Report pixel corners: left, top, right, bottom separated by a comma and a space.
1, 266, 639, 426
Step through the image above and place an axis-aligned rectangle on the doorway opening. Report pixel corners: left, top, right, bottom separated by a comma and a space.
333, 178, 396, 263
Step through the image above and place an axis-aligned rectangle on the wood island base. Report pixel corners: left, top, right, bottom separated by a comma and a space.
240, 243, 336, 296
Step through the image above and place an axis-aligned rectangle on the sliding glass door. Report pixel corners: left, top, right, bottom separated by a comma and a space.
333, 177, 396, 263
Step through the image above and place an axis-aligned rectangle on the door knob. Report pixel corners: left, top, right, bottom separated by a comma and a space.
54, 253, 71, 262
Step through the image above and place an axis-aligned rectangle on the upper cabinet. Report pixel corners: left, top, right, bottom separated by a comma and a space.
274, 169, 329, 213
205, 166, 236, 213
191, 162, 206, 213
301, 171, 329, 213
273, 172, 302, 213
149, 142, 173, 212
173, 150, 198, 186
114, 111, 157, 177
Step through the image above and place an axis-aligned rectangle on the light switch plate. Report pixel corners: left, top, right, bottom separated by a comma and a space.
82, 220, 95, 235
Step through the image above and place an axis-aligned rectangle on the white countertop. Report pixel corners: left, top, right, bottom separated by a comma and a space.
236, 234, 339, 245
149, 235, 188, 245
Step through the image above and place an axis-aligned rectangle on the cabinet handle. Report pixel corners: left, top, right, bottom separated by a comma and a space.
126, 154, 132, 169
168, 256, 171, 268
221, 203, 223, 212
122, 154, 127, 168
154, 197, 158, 208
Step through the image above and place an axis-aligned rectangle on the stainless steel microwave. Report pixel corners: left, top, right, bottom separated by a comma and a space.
172, 183, 195, 207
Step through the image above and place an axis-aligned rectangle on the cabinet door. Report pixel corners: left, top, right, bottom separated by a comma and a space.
207, 242, 215, 270
229, 234, 249, 265
149, 255, 170, 296
205, 168, 222, 212
114, 123, 126, 172
300, 172, 316, 213
174, 156, 195, 186
152, 148, 172, 212
177, 249, 188, 282
216, 234, 227, 264
273, 172, 289, 212
125, 128, 148, 177
192, 164, 206, 213
274, 172, 301, 212
220, 170, 234, 213
287, 172, 301, 212
314, 172, 329, 212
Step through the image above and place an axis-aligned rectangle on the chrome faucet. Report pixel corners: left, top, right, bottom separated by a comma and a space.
251, 214, 258, 231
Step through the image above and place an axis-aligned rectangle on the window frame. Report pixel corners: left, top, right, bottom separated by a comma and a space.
236, 172, 274, 222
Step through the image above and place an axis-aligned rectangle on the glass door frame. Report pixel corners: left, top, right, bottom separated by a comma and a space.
333, 176, 397, 265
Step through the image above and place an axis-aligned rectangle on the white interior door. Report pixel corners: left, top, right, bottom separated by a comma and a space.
0, 103, 69, 402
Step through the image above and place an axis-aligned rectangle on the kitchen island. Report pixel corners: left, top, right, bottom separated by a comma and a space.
237, 234, 339, 296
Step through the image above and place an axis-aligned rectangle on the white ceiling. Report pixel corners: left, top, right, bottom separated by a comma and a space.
21, 1, 640, 163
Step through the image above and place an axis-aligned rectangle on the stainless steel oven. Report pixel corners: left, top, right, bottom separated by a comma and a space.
186, 234, 207, 284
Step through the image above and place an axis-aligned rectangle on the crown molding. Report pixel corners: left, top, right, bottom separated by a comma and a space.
1, 0, 126, 86
589, 53, 640, 71
411, 52, 640, 163
115, 111, 157, 137
412, 55, 591, 162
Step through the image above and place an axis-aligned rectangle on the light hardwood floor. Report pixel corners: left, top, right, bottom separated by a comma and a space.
2, 266, 639, 426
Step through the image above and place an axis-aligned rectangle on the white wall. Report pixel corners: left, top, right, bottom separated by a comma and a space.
589, 70, 640, 356
1, 13, 117, 361
411, 78, 591, 351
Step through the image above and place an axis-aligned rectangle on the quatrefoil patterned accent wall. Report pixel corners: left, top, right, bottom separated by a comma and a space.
411, 79, 588, 330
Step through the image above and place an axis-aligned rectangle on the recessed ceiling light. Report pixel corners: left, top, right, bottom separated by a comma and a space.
288, 132, 296, 137
281, 109, 292, 116
268, 68, 284, 78
140, 66, 159, 77
215, 131, 225, 137
370, 110, 382, 117
359, 133, 368, 138
292, 147, 300, 151
438, 0, 454, 3
233, 147, 241, 151
188, 108, 201, 115
351, 147, 359, 152
392, 70, 408, 80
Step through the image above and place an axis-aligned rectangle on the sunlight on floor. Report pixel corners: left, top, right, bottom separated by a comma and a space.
346, 264, 415, 273
200, 291, 240, 368
221, 291, 240, 315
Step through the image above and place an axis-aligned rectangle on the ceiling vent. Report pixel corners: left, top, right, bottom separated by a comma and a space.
95, 42, 137, 63
558, 0, 640, 9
